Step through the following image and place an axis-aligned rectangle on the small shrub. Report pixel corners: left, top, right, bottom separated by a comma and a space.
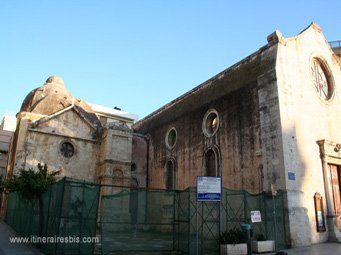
256, 234, 266, 241
4, 163, 59, 200
219, 228, 248, 244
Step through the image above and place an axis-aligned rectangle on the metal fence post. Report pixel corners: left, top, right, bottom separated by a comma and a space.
272, 193, 278, 252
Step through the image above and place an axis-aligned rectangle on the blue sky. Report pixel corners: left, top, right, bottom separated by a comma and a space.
1, 1, 340, 120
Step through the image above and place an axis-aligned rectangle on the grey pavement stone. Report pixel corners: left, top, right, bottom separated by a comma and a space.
0, 220, 43, 255
282, 242, 341, 255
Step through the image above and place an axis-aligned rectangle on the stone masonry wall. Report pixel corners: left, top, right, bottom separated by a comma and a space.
146, 82, 263, 192
24, 109, 100, 182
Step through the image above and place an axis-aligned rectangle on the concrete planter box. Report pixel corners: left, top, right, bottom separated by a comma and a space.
252, 240, 275, 253
220, 243, 247, 255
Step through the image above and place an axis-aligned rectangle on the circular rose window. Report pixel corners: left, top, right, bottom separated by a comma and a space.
311, 58, 334, 101
60, 142, 74, 158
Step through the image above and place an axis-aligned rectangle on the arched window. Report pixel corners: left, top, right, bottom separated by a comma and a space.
205, 149, 218, 176
165, 160, 176, 190
113, 169, 124, 187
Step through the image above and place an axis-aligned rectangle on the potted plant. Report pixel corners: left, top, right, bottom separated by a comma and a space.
251, 234, 275, 253
219, 228, 248, 255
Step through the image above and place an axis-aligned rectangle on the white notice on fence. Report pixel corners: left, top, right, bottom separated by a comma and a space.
251, 210, 262, 223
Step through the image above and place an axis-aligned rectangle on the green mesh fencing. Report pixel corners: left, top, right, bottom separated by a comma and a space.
222, 189, 286, 250
100, 189, 175, 254
5, 177, 100, 255
100, 187, 286, 255
174, 188, 220, 255
5, 191, 41, 237
6, 180, 286, 255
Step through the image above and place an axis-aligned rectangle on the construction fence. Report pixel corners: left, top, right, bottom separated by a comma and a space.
5, 178, 287, 255
5, 177, 100, 255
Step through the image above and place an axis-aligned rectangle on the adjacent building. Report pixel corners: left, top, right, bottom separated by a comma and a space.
0, 116, 16, 216
6, 76, 145, 192
0, 116, 16, 182
0, 116, 16, 132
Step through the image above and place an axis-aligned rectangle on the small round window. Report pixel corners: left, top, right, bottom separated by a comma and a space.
202, 109, 219, 137
60, 142, 74, 158
165, 128, 177, 149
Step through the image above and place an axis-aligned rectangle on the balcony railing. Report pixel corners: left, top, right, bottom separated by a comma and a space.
329, 40, 341, 48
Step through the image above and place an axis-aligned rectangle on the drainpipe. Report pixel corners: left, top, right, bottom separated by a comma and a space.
146, 134, 150, 188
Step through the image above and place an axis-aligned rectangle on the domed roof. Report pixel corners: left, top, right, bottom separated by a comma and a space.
20, 76, 102, 127
20, 76, 73, 115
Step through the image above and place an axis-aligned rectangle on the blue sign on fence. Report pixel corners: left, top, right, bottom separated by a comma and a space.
196, 176, 221, 202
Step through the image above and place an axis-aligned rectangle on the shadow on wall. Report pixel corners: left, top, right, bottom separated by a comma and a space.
281, 127, 327, 247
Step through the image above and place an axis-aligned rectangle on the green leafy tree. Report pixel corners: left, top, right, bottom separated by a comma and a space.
4, 163, 60, 238
4, 163, 59, 198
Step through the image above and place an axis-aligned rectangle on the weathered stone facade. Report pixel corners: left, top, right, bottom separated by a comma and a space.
274, 24, 341, 246
135, 82, 264, 192
6, 76, 142, 190
133, 23, 341, 247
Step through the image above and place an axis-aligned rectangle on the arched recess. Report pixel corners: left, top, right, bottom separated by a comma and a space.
112, 169, 124, 187
130, 177, 139, 189
203, 145, 221, 177
164, 158, 177, 190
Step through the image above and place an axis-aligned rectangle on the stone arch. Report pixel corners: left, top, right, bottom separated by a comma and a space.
112, 169, 124, 187
203, 145, 221, 177
164, 158, 176, 190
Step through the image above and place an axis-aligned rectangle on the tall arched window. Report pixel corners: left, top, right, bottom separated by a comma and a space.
165, 160, 176, 190
205, 149, 218, 176
130, 178, 139, 224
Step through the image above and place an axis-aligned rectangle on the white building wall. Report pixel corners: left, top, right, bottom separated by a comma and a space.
0, 116, 16, 132
276, 24, 341, 246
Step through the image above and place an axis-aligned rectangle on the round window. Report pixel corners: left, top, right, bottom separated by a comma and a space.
202, 109, 219, 137
60, 142, 74, 158
311, 58, 334, 101
165, 128, 177, 149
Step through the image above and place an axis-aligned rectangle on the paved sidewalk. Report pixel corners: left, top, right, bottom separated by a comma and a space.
1, 219, 341, 255
0, 220, 43, 255
279, 242, 341, 255
264, 242, 341, 255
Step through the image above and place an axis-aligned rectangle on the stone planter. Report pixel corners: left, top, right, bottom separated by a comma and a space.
220, 243, 247, 255
252, 240, 275, 253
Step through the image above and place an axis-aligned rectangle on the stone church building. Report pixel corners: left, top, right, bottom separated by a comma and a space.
6, 76, 146, 193
4, 23, 341, 248
134, 23, 341, 247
